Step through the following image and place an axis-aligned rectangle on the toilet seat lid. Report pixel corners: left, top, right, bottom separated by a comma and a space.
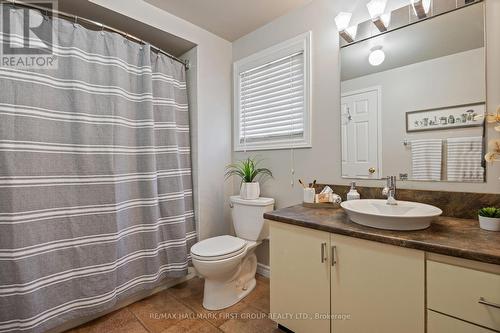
191, 235, 246, 258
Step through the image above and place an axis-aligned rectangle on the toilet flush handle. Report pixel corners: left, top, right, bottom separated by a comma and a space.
229, 202, 234, 208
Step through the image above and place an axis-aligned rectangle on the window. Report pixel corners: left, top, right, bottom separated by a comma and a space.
233, 32, 311, 151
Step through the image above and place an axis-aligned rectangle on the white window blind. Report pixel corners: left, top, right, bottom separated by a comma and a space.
233, 32, 311, 151
239, 52, 305, 147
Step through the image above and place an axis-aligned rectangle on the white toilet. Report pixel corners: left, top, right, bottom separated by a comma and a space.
190, 195, 274, 310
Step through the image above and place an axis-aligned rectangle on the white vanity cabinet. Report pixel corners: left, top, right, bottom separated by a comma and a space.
330, 234, 425, 333
270, 222, 425, 333
269, 222, 331, 333
426, 254, 500, 332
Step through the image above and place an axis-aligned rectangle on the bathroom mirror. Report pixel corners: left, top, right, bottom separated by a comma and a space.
340, 1, 486, 183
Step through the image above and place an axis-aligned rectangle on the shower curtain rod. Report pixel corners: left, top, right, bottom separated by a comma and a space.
2, 0, 190, 69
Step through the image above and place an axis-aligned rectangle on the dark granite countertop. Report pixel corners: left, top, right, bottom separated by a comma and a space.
264, 205, 500, 266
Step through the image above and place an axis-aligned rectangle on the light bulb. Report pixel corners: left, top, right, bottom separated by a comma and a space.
369, 49, 385, 66
335, 12, 357, 43
334, 12, 352, 31
366, 0, 387, 19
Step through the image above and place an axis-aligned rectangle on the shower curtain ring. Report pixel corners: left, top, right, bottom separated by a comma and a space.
73, 16, 78, 28
100, 24, 105, 35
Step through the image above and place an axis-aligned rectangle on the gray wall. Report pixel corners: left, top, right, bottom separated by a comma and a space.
232, 0, 500, 266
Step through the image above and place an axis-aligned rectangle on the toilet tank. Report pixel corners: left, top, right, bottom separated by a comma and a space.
230, 196, 275, 241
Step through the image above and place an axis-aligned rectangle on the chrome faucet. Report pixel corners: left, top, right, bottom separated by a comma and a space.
382, 176, 397, 205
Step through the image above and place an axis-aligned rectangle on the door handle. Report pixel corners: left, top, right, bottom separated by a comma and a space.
320, 243, 327, 263
478, 297, 500, 309
331, 246, 337, 266
369, 167, 376, 174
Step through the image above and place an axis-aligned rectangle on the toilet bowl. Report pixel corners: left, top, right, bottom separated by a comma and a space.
190, 196, 274, 310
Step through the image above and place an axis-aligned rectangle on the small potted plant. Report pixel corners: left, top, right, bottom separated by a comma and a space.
225, 157, 273, 200
478, 207, 500, 231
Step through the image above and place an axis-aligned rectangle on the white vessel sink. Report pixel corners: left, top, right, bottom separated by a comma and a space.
340, 199, 442, 231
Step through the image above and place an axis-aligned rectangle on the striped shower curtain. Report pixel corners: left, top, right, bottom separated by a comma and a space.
0, 5, 196, 333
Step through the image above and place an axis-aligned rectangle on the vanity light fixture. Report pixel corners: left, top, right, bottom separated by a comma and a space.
369, 46, 385, 66
410, 0, 431, 19
366, 0, 390, 32
335, 12, 357, 43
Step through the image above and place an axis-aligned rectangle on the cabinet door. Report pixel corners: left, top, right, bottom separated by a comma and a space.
331, 234, 424, 333
270, 222, 330, 333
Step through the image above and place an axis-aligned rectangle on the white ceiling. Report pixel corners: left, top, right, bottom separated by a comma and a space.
144, 0, 313, 41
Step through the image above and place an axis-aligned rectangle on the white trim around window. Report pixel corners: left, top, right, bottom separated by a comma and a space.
233, 31, 312, 151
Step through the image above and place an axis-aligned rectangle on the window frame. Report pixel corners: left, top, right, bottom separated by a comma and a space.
233, 31, 312, 151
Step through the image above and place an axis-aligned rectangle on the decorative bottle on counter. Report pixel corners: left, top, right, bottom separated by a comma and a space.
347, 182, 360, 201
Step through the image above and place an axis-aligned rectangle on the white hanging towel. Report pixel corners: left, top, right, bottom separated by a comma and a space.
411, 139, 443, 181
447, 136, 484, 182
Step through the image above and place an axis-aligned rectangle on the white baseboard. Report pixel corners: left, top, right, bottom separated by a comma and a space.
257, 263, 270, 278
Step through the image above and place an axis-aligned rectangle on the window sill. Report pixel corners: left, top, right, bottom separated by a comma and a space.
234, 142, 312, 152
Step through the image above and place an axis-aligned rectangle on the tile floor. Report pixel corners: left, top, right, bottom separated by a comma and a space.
66, 275, 283, 333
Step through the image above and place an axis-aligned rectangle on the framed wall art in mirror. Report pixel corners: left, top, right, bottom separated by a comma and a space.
406, 102, 485, 133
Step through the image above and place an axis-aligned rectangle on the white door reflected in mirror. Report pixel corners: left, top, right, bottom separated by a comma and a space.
341, 87, 381, 179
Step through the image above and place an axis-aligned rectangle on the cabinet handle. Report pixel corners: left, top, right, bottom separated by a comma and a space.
320, 243, 327, 263
331, 246, 337, 266
478, 297, 500, 309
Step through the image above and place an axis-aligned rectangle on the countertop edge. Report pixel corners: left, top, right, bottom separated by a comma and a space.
264, 211, 500, 266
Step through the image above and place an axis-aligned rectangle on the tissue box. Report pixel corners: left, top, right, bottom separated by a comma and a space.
315, 193, 330, 203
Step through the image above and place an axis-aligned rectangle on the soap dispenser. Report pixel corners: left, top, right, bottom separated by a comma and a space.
347, 181, 360, 201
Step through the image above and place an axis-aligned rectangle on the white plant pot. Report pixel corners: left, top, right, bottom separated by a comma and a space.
240, 182, 260, 200
478, 216, 500, 231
